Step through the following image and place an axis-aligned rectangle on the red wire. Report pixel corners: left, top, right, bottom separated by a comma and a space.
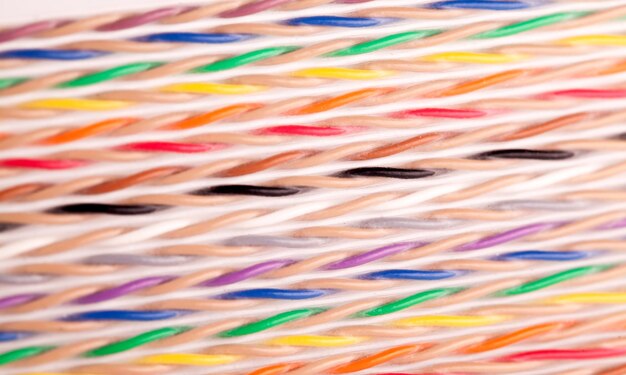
257, 125, 358, 136
542, 89, 626, 99
119, 142, 226, 153
0, 158, 88, 169
391, 108, 487, 119
500, 347, 626, 362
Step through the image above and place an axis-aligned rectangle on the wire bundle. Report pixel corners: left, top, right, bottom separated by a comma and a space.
0, 0, 625, 374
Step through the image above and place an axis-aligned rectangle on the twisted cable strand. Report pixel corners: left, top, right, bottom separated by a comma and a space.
0, 104, 622, 178
423, 337, 626, 374
0, 189, 618, 292
3, 56, 626, 127
2, 13, 625, 113
2, 187, 615, 285
4, 152, 625, 260
0, 246, 615, 345
2, 67, 625, 177
0, 3, 624, 375
0, 0, 497, 44
2, 53, 623, 136
6, 0, 607, 46
4, 287, 626, 372
0, 93, 624, 209
2, 5, 625, 96
1, 208, 625, 315
0, 128, 624, 232
0, 52, 624, 156
1, 2, 614, 66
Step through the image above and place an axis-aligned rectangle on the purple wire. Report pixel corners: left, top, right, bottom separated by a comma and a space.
598, 218, 626, 230
75, 275, 173, 304
97, 7, 191, 31
0, 293, 42, 309
457, 222, 562, 251
0, 21, 64, 43
324, 242, 427, 270
201, 260, 292, 286
220, 0, 375, 18
0, 217, 621, 309
220, 0, 294, 18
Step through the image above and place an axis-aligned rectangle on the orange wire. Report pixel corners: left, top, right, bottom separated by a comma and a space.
0, 183, 45, 200
353, 132, 445, 160
169, 103, 262, 130
599, 60, 626, 75
600, 363, 626, 375
436, 69, 526, 97
221, 150, 311, 177
499, 112, 589, 141
462, 322, 569, 354
331, 344, 429, 373
43, 118, 137, 144
294, 88, 393, 115
247, 363, 302, 375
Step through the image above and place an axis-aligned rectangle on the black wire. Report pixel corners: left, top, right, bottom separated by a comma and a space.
337, 167, 437, 179
475, 149, 575, 160
192, 185, 303, 197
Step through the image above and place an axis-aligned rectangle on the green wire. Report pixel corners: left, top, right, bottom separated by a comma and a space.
357, 287, 463, 317
0, 10, 616, 90
0, 77, 26, 89
0, 262, 617, 365
472, 11, 590, 39
327, 30, 441, 57
496, 264, 613, 297
0, 346, 53, 365
85, 326, 191, 357
192, 46, 298, 73
58, 62, 163, 88
219, 308, 327, 337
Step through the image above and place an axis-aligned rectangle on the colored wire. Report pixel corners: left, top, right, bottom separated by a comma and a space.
0, 0, 556, 45
0, 8, 623, 96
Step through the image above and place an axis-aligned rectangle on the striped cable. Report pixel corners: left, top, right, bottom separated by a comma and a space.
0, 102, 623, 180
3, 290, 626, 371
1, 138, 624, 230
2, 5, 625, 95
3, 53, 626, 121
3, 77, 625, 155
3, 157, 625, 260
1, 209, 625, 313
0, 186, 622, 289
0, 247, 609, 342
0, 0, 562, 45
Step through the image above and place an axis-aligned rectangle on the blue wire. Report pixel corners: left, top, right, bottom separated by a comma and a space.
221, 288, 331, 300
0, 49, 107, 60
362, 269, 460, 280
66, 310, 187, 321
137, 32, 255, 43
0, 332, 29, 342
286, 16, 393, 27
429, 0, 532, 10
497, 250, 591, 261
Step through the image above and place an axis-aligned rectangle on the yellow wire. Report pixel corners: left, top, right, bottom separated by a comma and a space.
422, 51, 527, 64
161, 82, 266, 94
267, 335, 365, 347
559, 34, 626, 46
137, 353, 240, 366
21, 98, 131, 111
548, 292, 626, 304
293, 67, 395, 80
394, 315, 509, 327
